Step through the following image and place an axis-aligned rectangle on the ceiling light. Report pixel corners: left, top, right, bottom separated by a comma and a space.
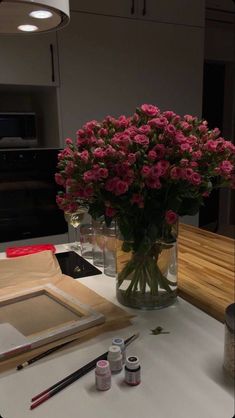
29, 10, 53, 19
18, 24, 38, 32
0, 1, 70, 34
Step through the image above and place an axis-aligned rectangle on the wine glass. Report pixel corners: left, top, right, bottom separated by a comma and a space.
64, 206, 87, 253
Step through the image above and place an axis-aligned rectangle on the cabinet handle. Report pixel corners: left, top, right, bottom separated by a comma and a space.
142, 0, 146, 16
131, 0, 135, 15
50, 44, 55, 83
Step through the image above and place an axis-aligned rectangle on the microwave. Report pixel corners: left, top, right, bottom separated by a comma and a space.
0, 112, 37, 148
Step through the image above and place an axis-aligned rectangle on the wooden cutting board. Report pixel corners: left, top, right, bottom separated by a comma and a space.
178, 224, 235, 322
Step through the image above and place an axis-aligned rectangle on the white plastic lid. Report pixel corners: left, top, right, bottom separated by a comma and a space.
126, 356, 140, 370
112, 337, 125, 349
96, 360, 110, 374
107, 345, 122, 360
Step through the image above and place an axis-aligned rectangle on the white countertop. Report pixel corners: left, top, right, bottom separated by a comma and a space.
0, 245, 234, 418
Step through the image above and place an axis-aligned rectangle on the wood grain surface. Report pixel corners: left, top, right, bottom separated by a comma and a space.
178, 224, 235, 322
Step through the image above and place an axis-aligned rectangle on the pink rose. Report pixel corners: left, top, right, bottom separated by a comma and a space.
115, 180, 129, 195
170, 167, 182, 180
65, 138, 73, 146
180, 121, 192, 132
55, 173, 65, 186
127, 153, 136, 164
157, 160, 170, 176
165, 124, 176, 136
118, 115, 130, 128
98, 127, 108, 137
205, 140, 218, 152
165, 210, 178, 225
134, 134, 149, 147
64, 161, 75, 176
175, 132, 186, 144
180, 143, 191, 152
98, 167, 108, 178
219, 160, 233, 175
84, 120, 99, 130
80, 150, 89, 163
146, 177, 161, 189
148, 117, 168, 129
93, 147, 106, 159
148, 150, 157, 161
198, 124, 208, 134
83, 170, 94, 183
184, 114, 195, 123
141, 165, 151, 177
190, 172, 202, 186
105, 178, 118, 192
192, 150, 202, 160
105, 206, 117, 217
154, 144, 166, 158
131, 194, 144, 208
76, 129, 85, 138
163, 111, 176, 120
172, 115, 181, 124
140, 104, 159, 117
138, 124, 151, 135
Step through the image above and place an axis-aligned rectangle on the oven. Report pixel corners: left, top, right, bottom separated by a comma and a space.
0, 149, 67, 244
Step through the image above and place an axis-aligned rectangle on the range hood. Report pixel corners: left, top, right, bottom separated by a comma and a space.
0, 0, 70, 33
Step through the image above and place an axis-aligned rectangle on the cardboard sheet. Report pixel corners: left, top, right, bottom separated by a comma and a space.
0, 251, 133, 371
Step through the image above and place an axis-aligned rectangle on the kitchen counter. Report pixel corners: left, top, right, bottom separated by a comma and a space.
178, 224, 235, 322
0, 239, 234, 418
0, 225, 234, 418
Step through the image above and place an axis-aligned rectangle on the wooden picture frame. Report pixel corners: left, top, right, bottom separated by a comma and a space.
0, 283, 105, 359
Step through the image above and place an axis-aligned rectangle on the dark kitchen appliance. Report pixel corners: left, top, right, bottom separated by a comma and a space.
0, 149, 67, 243
0, 112, 37, 148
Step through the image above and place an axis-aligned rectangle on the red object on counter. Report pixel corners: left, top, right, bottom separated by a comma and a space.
6, 244, 56, 258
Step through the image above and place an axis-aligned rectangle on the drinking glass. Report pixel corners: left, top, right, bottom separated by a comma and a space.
64, 206, 87, 253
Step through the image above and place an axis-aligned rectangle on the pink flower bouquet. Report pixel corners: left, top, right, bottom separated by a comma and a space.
56, 104, 235, 308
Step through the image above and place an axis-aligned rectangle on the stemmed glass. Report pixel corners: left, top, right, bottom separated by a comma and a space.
64, 205, 87, 253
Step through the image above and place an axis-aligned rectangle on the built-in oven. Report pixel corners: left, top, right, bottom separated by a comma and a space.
0, 149, 68, 243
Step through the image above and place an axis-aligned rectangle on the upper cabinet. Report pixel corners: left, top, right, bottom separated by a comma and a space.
137, 0, 205, 27
70, 0, 137, 18
70, 0, 205, 26
0, 33, 58, 86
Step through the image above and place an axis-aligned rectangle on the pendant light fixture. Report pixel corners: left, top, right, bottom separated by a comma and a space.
0, 0, 70, 34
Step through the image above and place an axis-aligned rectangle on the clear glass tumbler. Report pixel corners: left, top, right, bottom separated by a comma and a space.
92, 218, 105, 267
103, 221, 116, 277
80, 223, 93, 259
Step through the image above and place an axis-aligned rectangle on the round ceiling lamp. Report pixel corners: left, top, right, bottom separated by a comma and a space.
0, 0, 70, 34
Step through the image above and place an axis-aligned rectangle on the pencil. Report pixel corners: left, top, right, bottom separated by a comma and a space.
30, 333, 139, 409
16, 339, 78, 370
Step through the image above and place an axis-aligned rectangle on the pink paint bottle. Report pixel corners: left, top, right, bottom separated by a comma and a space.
95, 360, 111, 391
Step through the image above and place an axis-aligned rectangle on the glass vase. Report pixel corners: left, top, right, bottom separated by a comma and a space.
116, 234, 178, 310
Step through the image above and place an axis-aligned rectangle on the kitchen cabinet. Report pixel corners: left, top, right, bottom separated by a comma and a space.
137, 0, 205, 27
70, 0, 205, 26
58, 12, 204, 140
0, 33, 58, 86
70, 0, 137, 19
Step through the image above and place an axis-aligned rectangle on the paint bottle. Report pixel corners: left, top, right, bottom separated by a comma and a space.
95, 360, 111, 391
125, 356, 141, 386
112, 337, 126, 364
107, 345, 123, 373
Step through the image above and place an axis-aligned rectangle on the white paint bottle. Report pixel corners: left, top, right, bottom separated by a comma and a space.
107, 345, 123, 373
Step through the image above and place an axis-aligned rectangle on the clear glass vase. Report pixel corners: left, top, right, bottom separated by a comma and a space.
116, 234, 178, 310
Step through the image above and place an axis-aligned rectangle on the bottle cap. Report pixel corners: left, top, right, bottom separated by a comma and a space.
112, 337, 125, 350
107, 345, 122, 360
96, 360, 110, 375
126, 356, 140, 370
